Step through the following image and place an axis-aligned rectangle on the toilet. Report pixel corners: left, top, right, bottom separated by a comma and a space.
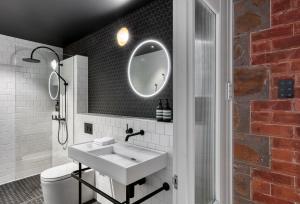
41, 162, 95, 204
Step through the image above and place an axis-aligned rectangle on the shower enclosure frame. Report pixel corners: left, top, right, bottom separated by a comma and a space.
173, 0, 233, 203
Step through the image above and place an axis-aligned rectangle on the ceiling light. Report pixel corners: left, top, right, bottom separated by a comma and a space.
117, 27, 129, 47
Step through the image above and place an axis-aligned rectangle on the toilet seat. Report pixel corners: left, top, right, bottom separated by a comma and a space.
41, 163, 79, 182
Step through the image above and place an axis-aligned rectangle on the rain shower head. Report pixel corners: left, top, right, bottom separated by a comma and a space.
22, 57, 41, 63
23, 46, 61, 66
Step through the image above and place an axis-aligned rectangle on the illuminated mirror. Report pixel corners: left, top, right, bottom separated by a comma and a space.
128, 40, 171, 98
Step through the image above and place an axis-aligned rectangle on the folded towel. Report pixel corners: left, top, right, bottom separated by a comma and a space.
94, 137, 115, 146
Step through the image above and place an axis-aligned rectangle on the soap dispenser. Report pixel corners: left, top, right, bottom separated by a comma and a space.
163, 99, 172, 122
156, 99, 163, 122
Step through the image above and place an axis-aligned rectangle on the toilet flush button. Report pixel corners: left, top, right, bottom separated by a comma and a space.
84, 123, 93, 134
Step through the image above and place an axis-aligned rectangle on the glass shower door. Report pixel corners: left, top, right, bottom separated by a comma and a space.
14, 46, 55, 180
195, 1, 216, 203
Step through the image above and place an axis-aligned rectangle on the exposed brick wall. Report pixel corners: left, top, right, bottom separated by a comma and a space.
234, 0, 300, 203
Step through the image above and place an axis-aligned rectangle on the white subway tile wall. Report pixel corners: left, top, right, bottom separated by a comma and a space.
52, 57, 75, 166
0, 34, 62, 184
52, 55, 88, 166
74, 113, 173, 204
0, 65, 16, 184
74, 56, 88, 114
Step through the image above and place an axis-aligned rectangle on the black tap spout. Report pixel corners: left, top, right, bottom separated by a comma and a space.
125, 130, 145, 142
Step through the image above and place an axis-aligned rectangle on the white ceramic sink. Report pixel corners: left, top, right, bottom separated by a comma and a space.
68, 142, 167, 185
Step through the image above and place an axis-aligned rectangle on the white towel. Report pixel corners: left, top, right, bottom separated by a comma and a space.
93, 137, 115, 146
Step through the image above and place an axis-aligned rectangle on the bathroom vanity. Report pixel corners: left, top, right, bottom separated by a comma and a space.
68, 142, 170, 204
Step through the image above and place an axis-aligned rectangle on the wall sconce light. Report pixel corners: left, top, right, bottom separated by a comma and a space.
51, 59, 58, 70
117, 27, 129, 47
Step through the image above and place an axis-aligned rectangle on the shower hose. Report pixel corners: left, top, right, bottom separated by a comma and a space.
57, 84, 68, 150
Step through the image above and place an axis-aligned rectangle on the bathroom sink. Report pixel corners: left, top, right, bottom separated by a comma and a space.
68, 142, 167, 185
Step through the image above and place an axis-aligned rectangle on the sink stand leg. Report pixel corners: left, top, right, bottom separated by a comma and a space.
79, 163, 82, 204
125, 185, 133, 204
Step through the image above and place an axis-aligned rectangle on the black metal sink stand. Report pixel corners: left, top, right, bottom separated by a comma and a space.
71, 163, 170, 204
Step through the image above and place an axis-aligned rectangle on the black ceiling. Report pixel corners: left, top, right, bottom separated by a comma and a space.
0, 0, 152, 47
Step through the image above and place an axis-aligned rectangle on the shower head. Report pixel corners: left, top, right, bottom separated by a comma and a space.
22, 57, 41, 63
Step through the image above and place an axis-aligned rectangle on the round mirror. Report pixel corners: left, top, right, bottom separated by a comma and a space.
128, 40, 171, 98
49, 71, 59, 100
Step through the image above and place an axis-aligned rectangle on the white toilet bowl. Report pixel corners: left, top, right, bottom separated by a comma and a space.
41, 162, 95, 204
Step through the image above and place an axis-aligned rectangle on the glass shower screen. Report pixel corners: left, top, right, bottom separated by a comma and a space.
195, 0, 216, 203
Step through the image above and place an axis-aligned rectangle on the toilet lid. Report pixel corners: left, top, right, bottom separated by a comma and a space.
41, 163, 79, 182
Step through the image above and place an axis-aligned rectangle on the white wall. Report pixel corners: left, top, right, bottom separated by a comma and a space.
0, 34, 62, 184
0, 64, 15, 184
74, 56, 88, 114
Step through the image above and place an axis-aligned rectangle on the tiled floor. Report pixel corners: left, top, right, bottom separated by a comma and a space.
0, 175, 43, 204
0, 175, 99, 204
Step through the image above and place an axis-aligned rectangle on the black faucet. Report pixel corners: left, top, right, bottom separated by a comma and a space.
126, 124, 133, 134
125, 130, 145, 142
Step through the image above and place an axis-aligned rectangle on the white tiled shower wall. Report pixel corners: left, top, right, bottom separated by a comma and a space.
74, 113, 173, 204
0, 34, 62, 184
52, 57, 76, 166
0, 65, 15, 184
52, 55, 88, 166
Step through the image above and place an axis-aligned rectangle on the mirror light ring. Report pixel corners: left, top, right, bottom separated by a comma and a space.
128, 39, 171, 98
49, 71, 59, 100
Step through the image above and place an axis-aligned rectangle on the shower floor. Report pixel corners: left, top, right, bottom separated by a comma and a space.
0, 175, 99, 204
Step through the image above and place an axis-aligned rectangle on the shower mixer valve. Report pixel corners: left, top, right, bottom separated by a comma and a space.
52, 115, 66, 121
